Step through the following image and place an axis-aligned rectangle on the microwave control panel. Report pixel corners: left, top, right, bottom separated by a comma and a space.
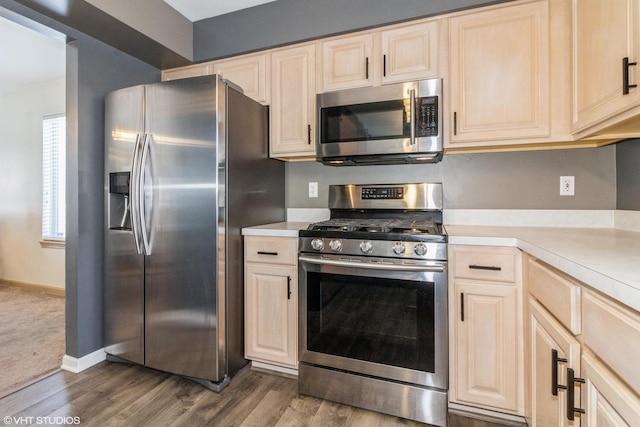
416, 96, 438, 137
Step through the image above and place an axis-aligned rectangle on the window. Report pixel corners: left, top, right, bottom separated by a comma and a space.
42, 114, 66, 243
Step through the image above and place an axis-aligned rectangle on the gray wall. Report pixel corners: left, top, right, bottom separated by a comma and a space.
194, 0, 507, 61
1, 1, 159, 358
86, 0, 193, 60
617, 139, 640, 210
287, 146, 618, 210
65, 38, 159, 357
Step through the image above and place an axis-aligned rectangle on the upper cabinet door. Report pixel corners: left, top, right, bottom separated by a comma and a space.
161, 63, 213, 82
381, 21, 439, 84
448, 1, 550, 144
320, 34, 374, 92
213, 53, 270, 105
571, 0, 640, 133
270, 44, 316, 158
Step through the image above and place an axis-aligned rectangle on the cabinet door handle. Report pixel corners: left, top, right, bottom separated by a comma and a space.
453, 112, 457, 135
469, 264, 502, 271
383, 54, 387, 77
566, 368, 586, 421
365, 57, 369, 79
257, 251, 278, 256
623, 57, 638, 95
307, 124, 312, 145
460, 292, 465, 322
287, 276, 292, 300
552, 349, 568, 396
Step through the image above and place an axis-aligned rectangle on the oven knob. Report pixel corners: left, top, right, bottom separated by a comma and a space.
392, 242, 406, 255
359, 240, 373, 254
329, 239, 343, 252
414, 243, 428, 256
310, 238, 324, 251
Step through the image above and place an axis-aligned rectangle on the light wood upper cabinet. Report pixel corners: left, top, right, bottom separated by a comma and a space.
270, 44, 316, 159
380, 21, 439, 84
212, 52, 270, 105
320, 34, 374, 91
571, 0, 640, 135
447, 0, 574, 150
449, 245, 524, 416
318, 20, 440, 92
161, 63, 213, 81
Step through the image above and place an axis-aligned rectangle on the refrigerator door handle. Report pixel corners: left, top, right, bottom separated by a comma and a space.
139, 133, 152, 256
130, 133, 143, 255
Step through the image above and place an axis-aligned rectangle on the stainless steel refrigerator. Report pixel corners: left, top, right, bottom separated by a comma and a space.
104, 75, 284, 391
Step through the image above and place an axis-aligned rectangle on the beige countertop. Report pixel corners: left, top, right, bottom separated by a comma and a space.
241, 222, 310, 238
447, 225, 640, 313
242, 221, 640, 313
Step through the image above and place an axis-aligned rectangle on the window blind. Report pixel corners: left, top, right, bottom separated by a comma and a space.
42, 114, 66, 241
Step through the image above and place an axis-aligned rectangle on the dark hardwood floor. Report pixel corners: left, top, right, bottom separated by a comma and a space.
0, 361, 518, 426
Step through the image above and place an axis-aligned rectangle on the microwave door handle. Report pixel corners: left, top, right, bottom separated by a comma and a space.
410, 89, 416, 145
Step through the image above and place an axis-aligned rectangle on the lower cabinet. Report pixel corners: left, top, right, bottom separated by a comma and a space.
581, 352, 640, 426
527, 298, 581, 427
244, 236, 298, 370
526, 256, 640, 426
449, 245, 524, 417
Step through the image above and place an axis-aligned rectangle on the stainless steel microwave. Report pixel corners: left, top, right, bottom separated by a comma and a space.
316, 78, 442, 166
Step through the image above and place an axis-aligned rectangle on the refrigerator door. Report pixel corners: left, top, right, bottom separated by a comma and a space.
104, 85, 145, 365
143, 76, 222, 381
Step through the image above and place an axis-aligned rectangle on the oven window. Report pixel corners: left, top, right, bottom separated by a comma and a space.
320, 100, 411, 143
306, 271, 435, 373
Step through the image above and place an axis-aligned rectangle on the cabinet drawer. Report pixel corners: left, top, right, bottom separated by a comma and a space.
527, 258, 581, 335
583, 289, 640, 396
451, 246, 518, 283
245, 236, 298, 265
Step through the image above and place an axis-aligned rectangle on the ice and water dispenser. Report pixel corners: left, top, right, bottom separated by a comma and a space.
108, 172, 131, 230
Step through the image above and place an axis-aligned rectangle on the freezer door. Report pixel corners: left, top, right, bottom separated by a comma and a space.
104, 85, 145, 364
143, 76, 222, 381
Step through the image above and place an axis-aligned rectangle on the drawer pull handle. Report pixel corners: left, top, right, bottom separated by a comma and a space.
552, 349, 568, 396
469, 264, 502, 271
257, 251, 278, 256
566, 368, 586, 420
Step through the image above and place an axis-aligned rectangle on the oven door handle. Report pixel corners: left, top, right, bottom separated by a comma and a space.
299, 256, 445, 272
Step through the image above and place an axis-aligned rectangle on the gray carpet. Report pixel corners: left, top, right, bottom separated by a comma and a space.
0, 284, 65, 397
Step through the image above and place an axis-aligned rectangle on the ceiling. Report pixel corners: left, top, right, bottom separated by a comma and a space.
163, 0, 277, 22
0, 16, 65, 95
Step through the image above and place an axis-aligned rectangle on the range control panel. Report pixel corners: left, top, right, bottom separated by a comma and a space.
362, 187, 404, 199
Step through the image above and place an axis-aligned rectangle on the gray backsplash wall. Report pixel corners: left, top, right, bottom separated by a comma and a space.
617, 138, 640, 210
286, 145, 617, 210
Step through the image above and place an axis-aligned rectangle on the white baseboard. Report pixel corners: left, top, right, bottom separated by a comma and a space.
61, 348, 106, 373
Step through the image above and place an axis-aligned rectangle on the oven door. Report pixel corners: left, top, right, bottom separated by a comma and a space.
298, 253, 447, 390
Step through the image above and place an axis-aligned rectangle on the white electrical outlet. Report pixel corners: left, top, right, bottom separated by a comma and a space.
309, 182, 318, 198
560, 176, 575, 196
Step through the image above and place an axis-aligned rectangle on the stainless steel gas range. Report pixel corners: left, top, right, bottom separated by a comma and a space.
298, 183, 448, 426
